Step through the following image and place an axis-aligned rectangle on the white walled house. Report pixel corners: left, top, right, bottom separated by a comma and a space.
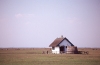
49, 36, 74, 54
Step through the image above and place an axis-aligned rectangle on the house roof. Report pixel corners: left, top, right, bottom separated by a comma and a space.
49, 37, 74, 47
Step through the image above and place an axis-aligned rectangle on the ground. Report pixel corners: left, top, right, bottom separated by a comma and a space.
0, 48, 100, 65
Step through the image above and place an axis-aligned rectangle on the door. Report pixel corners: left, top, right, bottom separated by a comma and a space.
60, 46, 65, 53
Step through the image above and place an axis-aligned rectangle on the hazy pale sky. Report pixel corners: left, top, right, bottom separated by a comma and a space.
0, 0, 100, 48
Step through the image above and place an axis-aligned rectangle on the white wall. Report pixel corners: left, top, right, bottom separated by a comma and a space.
52, 47, 60, 54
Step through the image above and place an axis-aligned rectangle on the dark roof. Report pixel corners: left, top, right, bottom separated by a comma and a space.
49, 37, 74, 47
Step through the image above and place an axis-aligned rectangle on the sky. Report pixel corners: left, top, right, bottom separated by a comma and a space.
0, 0, 100, 48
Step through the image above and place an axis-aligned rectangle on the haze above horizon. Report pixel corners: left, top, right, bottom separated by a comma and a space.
0, 0, 100, 48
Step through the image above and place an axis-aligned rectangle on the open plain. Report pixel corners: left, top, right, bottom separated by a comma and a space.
0, 48, 100, 65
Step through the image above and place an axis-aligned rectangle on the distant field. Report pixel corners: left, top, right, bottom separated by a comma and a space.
0, 48, 100, 65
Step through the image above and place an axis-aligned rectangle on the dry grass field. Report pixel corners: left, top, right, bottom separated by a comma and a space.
0, 48, 100, 65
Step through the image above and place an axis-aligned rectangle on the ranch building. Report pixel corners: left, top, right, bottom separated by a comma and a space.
49, 35, 78, 54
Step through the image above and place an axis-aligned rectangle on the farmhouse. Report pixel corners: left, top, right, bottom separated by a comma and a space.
49, 36, 78, 54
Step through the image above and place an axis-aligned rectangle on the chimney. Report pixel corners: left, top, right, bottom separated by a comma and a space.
61, 35, 63, 38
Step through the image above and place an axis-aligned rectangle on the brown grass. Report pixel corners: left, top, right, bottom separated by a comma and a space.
0, 48, 100, 65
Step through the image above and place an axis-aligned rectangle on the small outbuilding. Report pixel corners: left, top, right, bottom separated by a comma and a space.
49, 36, 78, 54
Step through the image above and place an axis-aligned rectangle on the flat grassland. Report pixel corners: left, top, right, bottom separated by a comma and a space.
0, 48, 100, 65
